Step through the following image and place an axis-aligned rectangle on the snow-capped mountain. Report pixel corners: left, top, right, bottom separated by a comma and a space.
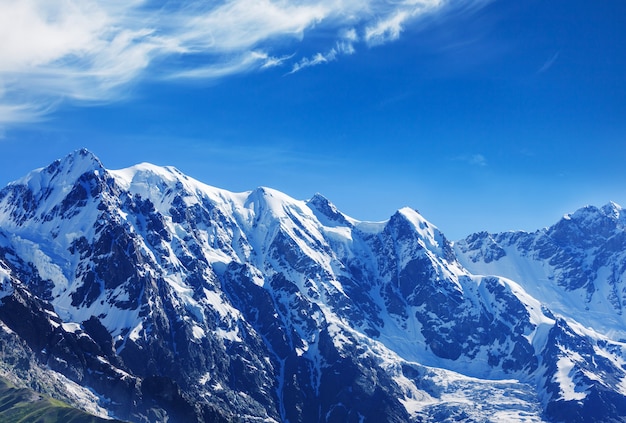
455, 204, 626, 422
455, 203, 626, 337
0, 149, 625, 422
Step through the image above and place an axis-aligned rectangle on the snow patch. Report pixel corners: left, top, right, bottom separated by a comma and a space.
0, 265, 13, 299
355, 221, 386, 234
199, 373, 211, 385
191, 325, 205, 340
61, 322, 81, 333
554, 351, 587, 401
398, 207, 445, 256
129, 321, 143, 342
204, 289, 242, 321
10, 236, 70, 296
215, 328, 241, 342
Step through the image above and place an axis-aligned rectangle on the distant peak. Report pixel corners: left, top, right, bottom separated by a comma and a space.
397, 206, 422, 216
554, 202, 626, 239
46, 148, 105, 176
10, 149, 106, 192
395, 207, 432, 229
252, 186, 270, 195
247, 186, 277, 202
74, 148, 97, 159
307, 193, 330, 208
567, 202, 623, 222
602, 201, 622, 216
66, 148, 102, 165
390, 207, 454, 259
307, 193, 351, 226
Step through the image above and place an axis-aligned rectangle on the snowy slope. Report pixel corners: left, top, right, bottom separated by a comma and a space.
455, 204, 626, 421
455, 203, 626, 338
0, 149, 624, 422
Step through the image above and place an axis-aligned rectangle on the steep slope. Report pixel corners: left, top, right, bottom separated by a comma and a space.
455, 203, 626, 422
0, 376, 126, 423
455, 203, 626, 337
0, 149, 624, 422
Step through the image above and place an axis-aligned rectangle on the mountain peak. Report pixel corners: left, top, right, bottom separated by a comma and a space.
396, 207, 436, 234
2, 151, 626, 423
601, 201, 623, 219
390, 207, 454, 259
306, 193, 351, 227
308, 192, 329, 206
52, 148, 104, 175
561, 202, 625, 231
14, 148, 105, 192
68, 148, 100, 162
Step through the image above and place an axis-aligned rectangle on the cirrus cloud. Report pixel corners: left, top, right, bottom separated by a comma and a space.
0, 0, 484, 128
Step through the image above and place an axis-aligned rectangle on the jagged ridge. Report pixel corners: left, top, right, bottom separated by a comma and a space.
0, 149, 624, 422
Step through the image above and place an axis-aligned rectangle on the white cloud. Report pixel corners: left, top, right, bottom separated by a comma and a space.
0, 102, 49, 127
364, 0, 446, 45
0, 0, 484, 128
0, 1, 108, 73
365, 11, 410, 45
470, 153, 487, 167
171, 51, 286, 79
179, 0, 328, 52
537, 51, 560, 74
452, 153, 488, 167
290, 32, 357, 73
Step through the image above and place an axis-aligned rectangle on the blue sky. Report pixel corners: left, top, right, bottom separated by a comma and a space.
1, 0, 625, 239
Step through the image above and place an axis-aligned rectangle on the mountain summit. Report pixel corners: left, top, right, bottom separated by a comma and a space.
1, 150, 625, 422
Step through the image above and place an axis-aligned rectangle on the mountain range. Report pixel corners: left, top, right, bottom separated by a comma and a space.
0, 149, 625, 422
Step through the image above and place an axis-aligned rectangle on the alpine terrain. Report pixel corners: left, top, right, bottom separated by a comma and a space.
0, 149, 625, 422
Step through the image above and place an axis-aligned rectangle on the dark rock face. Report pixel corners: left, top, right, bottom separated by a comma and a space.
0, 150, 625, 422
455, 202, 626, 423
0, 276, 139, 417
458, 231, 507, 263
540, 320, 626, 423
455, 203, 626, 301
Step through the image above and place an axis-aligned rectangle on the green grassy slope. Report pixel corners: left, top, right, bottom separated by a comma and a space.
0, 376, 124, 423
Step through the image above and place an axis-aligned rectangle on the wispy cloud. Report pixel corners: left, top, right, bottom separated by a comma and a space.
0, 0, 485, 127
469, 153, 487, 167
289, 30, 357, 73
537, 51, 560, 74
452, 153, 488, 167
